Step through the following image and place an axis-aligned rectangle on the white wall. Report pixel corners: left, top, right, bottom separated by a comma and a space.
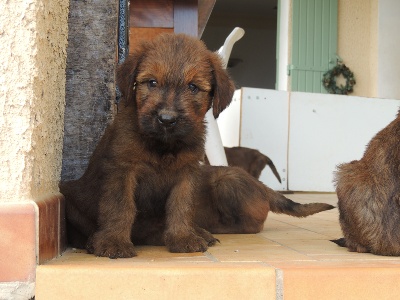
377, 0, 400, 100
218, 88, 290, 191
240, 89, 289, 191
288, 92, 399, 191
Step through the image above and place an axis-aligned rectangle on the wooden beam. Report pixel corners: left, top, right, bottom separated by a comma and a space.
130, 0, 174, 28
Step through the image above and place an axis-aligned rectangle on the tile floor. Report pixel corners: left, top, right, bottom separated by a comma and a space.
36, 193, 400, 300
0, 202, 36, 282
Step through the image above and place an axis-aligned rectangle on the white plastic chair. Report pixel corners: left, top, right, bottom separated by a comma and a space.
204, 27, 245, 166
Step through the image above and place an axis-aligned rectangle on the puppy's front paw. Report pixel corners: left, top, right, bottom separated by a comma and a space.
87, 234, 137, 258
165, 232, 210, 253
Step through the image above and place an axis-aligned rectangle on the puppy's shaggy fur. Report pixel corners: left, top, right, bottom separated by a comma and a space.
333, 110, 400, 256
61, 34, 334, 258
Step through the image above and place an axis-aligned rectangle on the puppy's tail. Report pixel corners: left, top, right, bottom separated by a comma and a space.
268, 192, 335, 217
265, 158, 282, 183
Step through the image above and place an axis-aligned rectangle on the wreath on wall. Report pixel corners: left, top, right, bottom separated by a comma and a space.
322, 64, 356, 95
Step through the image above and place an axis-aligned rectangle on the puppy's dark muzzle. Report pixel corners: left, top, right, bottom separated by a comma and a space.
157, 112, 178, 127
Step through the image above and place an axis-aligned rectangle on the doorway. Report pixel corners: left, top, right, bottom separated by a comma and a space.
202, 0, 278, 90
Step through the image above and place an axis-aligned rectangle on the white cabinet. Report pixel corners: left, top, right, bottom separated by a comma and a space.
218, 88, 400, 192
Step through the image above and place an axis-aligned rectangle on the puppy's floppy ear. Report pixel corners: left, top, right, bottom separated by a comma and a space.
116, 45, 146, 105
209, 52, 236, 118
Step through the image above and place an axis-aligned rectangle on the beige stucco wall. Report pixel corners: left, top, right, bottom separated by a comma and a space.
338, 0, 378, 98
0, 0, 69, 202
377, 0, 400, 99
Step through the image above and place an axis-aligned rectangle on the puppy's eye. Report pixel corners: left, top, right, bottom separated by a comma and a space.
188, 83, 199, 94
148, 80, 158, 88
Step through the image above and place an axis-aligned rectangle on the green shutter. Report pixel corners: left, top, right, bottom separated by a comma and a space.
290, 0, 338, 93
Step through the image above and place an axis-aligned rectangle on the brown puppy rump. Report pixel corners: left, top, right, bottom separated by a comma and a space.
333, 110, 400, 256
194, 165, 333, 234
61, 33, 334, 259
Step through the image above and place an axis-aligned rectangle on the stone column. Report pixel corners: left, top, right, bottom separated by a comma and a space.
61, 0, 119, 181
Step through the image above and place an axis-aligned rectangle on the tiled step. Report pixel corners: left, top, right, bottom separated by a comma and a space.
36, 194, 400, 299
36, 249, 276, 299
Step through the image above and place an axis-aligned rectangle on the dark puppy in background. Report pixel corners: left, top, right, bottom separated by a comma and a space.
333, 110, 400, 256
204, 146, 282, 181
224, 146, 282, 182
61, 34, 334, 258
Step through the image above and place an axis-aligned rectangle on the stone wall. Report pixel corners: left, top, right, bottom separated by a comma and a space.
61, 0, 119, 181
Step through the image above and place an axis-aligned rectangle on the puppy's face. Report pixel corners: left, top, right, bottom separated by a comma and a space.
117, 34, 235, 147
135, 41, 214, 143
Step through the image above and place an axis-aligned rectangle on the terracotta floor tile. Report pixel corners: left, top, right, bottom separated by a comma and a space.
266, 258, 400, 269
210, 245, 312, 262
35, 193, 67, 264
134, 245, 214, 263
36, 193, 400, 299
214, 233, 276, 246
36, 260, 276, 300
272, 239, 346, 256
206, 234, 311, 262
36, 196, 58, 264
59, 194, 67, 254
309, 252, 400, 261
0, 202, 36, 281
263, 218, 303, 231
261, 228, 330, 241
54, 248, 212, 265
282, 267, 400, 300
286, 193, 338, 204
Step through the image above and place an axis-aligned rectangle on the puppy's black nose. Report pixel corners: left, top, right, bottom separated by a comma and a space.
158, 113, 177, 126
